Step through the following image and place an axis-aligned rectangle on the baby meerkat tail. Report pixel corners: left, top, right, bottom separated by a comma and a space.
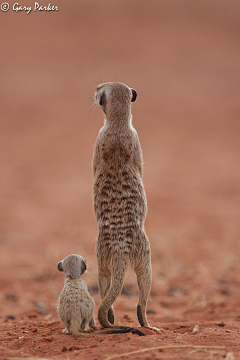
67, 318, 88, 337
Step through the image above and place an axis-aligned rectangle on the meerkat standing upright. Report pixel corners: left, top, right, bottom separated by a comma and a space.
93, 82, 152, 329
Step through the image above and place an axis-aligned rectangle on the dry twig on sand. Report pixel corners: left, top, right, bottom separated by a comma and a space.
105, 345, 226, 360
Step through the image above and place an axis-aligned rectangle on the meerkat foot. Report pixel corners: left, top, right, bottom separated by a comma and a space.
92, 325, 99, 330
89, 317, 99, 330
144, 325, 161, 333
136, 306, 161, 333
108, 307, 115, 324
62, 328, 69, 334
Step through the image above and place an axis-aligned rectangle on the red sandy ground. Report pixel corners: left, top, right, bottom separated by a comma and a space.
0, 1, 240, 359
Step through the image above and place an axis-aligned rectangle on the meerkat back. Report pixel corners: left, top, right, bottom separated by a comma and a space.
93, 82, 152, 330
58, 254, 97, 335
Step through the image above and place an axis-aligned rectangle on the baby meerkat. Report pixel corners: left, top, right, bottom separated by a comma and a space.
58, 254, 98, 336
58, 254, 145, 337
93, 82, 153, 330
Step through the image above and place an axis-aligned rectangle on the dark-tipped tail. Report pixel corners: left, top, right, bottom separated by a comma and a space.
98, 260, 127, 328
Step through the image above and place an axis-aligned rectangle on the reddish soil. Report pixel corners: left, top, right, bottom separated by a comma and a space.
0, 1, 240, 359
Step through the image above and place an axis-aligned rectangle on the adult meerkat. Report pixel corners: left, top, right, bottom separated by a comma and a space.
93, 82, 152, 330
58, 254, 145, 337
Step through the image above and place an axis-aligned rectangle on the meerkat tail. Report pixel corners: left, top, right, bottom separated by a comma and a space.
98, 261, 127, 329
68, 318, 87, 337
67, 316, 146, 337
98, 328, 146, 336
69, 328, 146, 337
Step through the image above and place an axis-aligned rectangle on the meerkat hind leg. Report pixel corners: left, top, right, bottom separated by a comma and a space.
136, 270, 150, 327
98, 271, 115, 324
136, 267, 160, 333
98, 261, 128, 329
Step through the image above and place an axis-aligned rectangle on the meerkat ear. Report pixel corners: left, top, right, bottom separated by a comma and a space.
99, 91, 106, 106
131, 89, 137, 102
82, 260, 87, 273
58, 261, 63, 271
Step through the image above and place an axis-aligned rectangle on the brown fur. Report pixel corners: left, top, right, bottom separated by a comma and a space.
57, 254, 98, 337
57, 254, 146, 337
93, 82, 152, 329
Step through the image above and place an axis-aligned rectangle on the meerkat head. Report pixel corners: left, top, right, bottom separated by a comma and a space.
94, 82, 137, 119
58, 254, 87, 279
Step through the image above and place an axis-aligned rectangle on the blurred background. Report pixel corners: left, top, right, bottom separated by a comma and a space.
0, 0, 240, 320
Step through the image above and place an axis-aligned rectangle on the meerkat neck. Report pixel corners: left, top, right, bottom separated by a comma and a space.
65, 276, 82, 282
105, 112, 132, 128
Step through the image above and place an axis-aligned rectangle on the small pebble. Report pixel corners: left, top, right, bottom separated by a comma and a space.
192, 325, 199, 333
